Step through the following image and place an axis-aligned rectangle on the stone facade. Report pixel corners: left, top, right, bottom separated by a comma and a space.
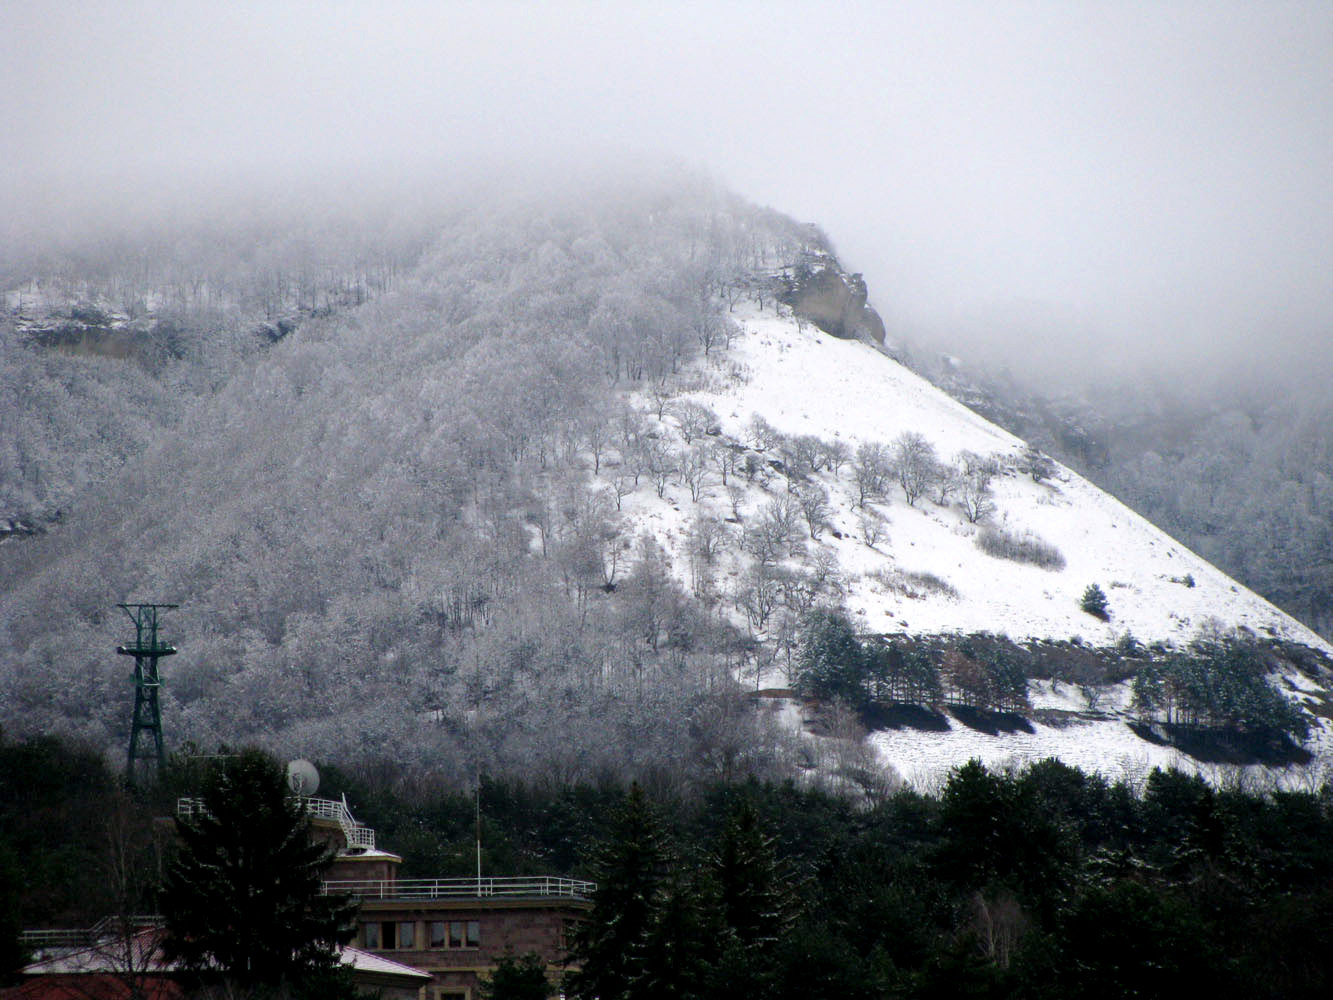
354, 897, 589, 1000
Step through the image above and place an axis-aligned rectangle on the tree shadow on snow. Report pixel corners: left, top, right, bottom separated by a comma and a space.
861, 703, 952, 732
948, 706, 1036, 736
1127, 721, 1313, 767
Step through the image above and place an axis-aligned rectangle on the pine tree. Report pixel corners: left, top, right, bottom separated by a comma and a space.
159, 749, 357, 991
1080, 583, 1110, 621
0, 841, 28, 984
708, 801, 799, 1000
566, 783, 671, 1000
712, 801, 795, 950
636, 871, 714, 1000
796, 609, 868, 706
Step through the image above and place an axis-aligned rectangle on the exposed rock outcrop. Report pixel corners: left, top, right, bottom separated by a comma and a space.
780, 252, 887, 344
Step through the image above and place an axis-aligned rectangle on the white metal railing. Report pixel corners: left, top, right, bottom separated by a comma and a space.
301, 794, 376, 851
177, 794, 375, 851
21, 916, 162, 949
322, 876, 595, 901
21, 928, 96, 948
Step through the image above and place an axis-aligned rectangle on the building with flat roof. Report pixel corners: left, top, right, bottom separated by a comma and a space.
217, 792, 594, 1000
16, 789, 591, 1000
337, 876, 593, 1000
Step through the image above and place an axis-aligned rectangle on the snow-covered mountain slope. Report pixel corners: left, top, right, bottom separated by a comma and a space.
628, 303, 1329, 653
613, 302, 1333, 783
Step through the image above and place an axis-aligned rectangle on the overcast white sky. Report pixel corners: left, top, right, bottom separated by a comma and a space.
3, 1, 1330, 384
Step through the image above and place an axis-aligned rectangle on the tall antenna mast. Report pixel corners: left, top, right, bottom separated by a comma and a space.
474, 650, 483, 891
474, 653, 485, 896
117, 602, 177, 788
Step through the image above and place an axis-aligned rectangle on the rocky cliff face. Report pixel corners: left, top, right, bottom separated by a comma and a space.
780, 252, 887, 344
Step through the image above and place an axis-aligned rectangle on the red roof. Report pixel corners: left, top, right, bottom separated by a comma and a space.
1, 974, 182, 1000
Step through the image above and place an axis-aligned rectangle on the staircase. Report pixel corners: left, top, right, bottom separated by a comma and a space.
176, 794, 376, 851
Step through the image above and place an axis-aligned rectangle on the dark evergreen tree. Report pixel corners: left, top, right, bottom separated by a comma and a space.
0, 840, 28, 983
1080, 584, 1110, 620
566, 783, 671, 1000
708, 800, 799, 1000
711, 801, 796, 952
481, 952, 557, 1000
637, 872, 714, 1000
1055, 881, 1223, 998
796, 609, 869, 706
933, 760, 1077, 916
159, 748, 357, 991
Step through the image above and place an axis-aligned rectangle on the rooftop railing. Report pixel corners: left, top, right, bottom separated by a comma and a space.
21, 916, 162, 950
178, 795, 376, 851
323, 876, 595, 901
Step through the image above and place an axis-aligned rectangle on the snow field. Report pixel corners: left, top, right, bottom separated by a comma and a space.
611, 302, 1332, 783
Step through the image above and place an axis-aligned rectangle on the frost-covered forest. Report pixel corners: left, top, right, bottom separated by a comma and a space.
1, 174, 830, 782
3, 171, 1331, 785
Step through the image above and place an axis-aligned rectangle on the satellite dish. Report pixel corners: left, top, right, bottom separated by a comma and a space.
286, 759, 320, 797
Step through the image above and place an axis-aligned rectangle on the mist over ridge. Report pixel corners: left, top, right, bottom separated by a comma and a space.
5, 1, 1331, 390
2, 168, 1331, 790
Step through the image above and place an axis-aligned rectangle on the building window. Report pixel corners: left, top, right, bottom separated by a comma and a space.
381, 921, 398, 950
429, 920, 446, 948
398, 921, 415, 949
446, 920, 480, 948
363, 923, 380, 950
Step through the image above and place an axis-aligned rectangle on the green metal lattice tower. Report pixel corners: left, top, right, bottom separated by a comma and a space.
117, 602, 177, 787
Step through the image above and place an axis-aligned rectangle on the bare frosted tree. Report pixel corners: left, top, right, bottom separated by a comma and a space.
795, 483, 833, 539
686, 514, 730, 597
678, 444, 713, 502
709, 439, 739, 486
736, 560, 782, 633
748, 414, 782, 451
893, 431, 937, 506
600, 529, 627, 589
610, 470, 636, 510
671, 400, 719, 444
89, 791, 164, 999
859, 508, 888, 549
777, 434, 823, 488
648, 379, 676, 420
1021, 446, 1057, 483
820, 438, 853, 476
726, 483, 747, 520
959, 451, 998, 524
688, 513, 731, 565
721, 315, 741, 350
932, 458, 964, 506
579, 403, 615, 475
641, 436, 678, 498
695, 312, 726, 357
853, 441, 892, 508
807, 546, 843, 594
753, 494, 805, 559
743, 519, 783, 567
774, 564, 819, 614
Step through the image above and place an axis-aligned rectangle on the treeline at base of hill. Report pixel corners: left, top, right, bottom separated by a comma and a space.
4, 732, 1333, 998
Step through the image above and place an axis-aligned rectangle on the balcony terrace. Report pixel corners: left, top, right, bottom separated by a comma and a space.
323, 875, 595, 901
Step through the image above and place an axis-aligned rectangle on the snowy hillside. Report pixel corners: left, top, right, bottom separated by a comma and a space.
6, 180, 1329, 787
614, 301, 1333, 782
626, 302, 1329, 653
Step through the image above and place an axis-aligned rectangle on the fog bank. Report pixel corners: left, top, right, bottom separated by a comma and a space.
4, 1, 1330, 386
